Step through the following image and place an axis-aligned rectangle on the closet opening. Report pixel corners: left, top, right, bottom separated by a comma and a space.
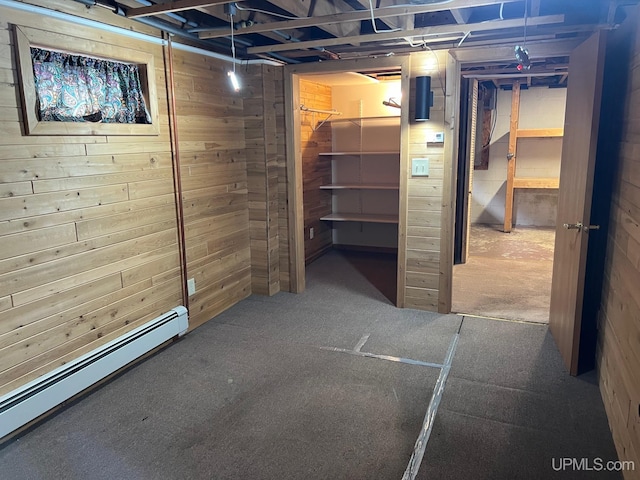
298, 68, 403, 305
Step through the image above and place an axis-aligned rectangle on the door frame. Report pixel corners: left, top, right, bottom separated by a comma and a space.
445, 38, 584, 308
283, 56, 410, 302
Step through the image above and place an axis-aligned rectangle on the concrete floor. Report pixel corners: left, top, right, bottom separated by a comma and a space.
452, 224, 555, 323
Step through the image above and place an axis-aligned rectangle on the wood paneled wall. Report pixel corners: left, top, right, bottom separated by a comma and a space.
244, 64, 281, 295
402, 52, 447, 311
275, 70, 290, 292
300, 79, 333, 263
0, 0, 251, 397
171, 48, 251, 328
597, 5, 640, 476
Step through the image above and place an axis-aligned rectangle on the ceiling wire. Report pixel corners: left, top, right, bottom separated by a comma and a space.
230, 11, 236, 71
368, 0, 402, 33
523, 0, 529, 49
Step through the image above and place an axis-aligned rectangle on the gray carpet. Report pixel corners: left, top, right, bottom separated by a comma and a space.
419, 317, 621, 480
0, 250, 457, 480
0, 250, 619, 479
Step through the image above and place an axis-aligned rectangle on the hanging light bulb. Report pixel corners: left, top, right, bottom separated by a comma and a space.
228, 10, 240, 92
228, 70, 240, 91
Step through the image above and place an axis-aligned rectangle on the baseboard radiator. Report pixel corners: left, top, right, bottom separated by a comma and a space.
0, 306, 188, 440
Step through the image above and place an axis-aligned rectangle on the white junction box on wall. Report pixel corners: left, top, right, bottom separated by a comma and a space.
411, 158, 430, 177
427, 132, 444, 143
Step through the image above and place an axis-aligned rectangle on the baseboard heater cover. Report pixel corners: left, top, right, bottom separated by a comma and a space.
0, 306, 188, 440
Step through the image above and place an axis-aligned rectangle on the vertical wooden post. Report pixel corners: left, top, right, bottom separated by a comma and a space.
504, 80, 520, 233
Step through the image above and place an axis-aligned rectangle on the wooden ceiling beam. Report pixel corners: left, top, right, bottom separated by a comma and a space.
247, 14, 565, 54
126, 0, 234, 18
450, 37, 582, 63
266, 0, 361, 39
198, 0, 520, 39
531, 0, 542, 17
451, 7, 472, 24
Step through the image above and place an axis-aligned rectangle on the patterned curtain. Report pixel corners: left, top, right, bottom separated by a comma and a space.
31, 48, 151, 124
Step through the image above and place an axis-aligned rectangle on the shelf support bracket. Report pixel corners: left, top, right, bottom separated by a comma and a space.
300, 104, 342, 132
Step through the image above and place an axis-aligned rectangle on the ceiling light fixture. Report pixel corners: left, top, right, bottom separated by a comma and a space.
228, 7, 240, 91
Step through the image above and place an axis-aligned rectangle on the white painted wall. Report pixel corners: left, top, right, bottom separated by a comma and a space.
471, 86, 566, 227
331, 81, 402, 118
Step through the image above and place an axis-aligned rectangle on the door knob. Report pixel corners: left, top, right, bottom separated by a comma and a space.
563, 222, 583, 230
563, 222, 600, 232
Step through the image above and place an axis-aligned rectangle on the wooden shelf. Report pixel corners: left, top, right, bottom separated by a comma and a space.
320, 184, 399, 190
318, 151, 400, 156
320, 213, 399, 224
516, 128, 564, 138
328, 115, 400, 123
513, 177, 560, 189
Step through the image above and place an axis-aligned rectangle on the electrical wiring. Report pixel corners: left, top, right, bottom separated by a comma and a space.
483, 92, 498, 149
368, 0, 402, 33
401, 36, 446, 97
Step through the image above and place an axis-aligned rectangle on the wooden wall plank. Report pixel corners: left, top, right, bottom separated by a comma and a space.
0, 193, 174, 236
299, 78, 333, 263
243, 64, 281, 295
597, 6, 640, 477
0, 153, 165, 183
0, 184, 129, 221
0, 273, 124, 338
0, 181, 32, 197
0, 223, 76, 260
0, 296, 12, 313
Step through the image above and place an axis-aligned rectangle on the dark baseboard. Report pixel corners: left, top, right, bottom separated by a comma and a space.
333, 244, 398, 255
305, 244, 333, 265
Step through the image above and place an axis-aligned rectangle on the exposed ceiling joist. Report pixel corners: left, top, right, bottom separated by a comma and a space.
451, 7, 472, 24
267, 0, 362, 40
463, 71, 565, 79
531, 0, 542, 17
451, 37, 582, 63
247, 14, 565, 54
198, 0, 520, 39
105, 0, 633, 65
126, 0, 234, 18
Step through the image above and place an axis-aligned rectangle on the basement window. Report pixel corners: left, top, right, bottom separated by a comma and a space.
13, 25, 159, 136
30, 47, 151, 125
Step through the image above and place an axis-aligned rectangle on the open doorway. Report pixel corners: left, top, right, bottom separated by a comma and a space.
453, 67, 568, 323
297, 69, 403, 304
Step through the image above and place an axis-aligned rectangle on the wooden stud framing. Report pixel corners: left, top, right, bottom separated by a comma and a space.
504, 80, 520, 233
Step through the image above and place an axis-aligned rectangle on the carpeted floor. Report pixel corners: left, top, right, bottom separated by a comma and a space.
0, 249, 620, 479
452, 224, 555, 323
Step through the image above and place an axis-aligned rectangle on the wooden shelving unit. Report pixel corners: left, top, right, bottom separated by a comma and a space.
504, 81, 563, 232
327, 115, 401, 123
320, 213, 399, 224
320, 184, 399, 190
320, 116, 400, 246
318, 151, 400, 156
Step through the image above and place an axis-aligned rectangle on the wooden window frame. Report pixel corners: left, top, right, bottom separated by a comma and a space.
13, 25, 160, 136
